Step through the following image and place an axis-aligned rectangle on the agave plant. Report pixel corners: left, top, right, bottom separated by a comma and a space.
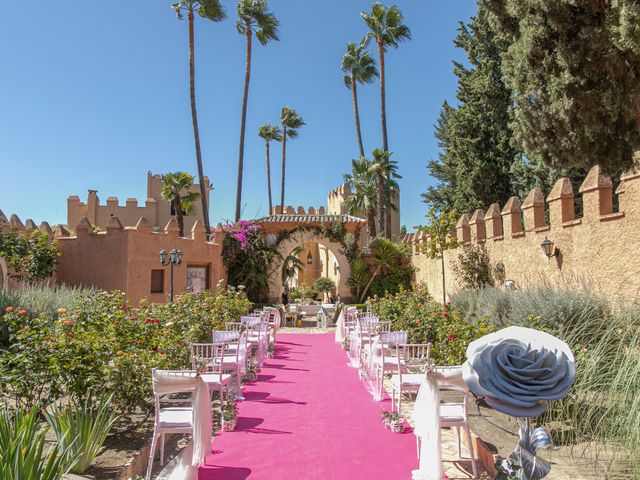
45, 394, 118, 474
0, 407, 74, 480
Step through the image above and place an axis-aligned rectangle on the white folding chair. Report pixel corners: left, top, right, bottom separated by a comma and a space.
146, 369, 196, 479
375, 331, 408, 399
391, 343, 431, 413
189, 343, 232, 414
418, 366, 478, 479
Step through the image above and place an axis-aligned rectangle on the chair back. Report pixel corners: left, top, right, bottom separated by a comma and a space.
212, 330, 240, 343
224, 322, 245, 332
381, 330, 408, 347
241, 316, 262, 328
189, 343, 226, 384
398, 343, 431, 373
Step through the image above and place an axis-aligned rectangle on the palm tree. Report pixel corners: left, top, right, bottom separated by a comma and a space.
279, 106, 305, 210
235, 0, 279, 221
258, 123, 282, 214
282, 245, 304, 286
361, 2, 411, 154
341, 41, 378, 158
362, 3, 410, 238
343, 156, 378, 239
161, 172, 201, 237
172, 0, 226, 237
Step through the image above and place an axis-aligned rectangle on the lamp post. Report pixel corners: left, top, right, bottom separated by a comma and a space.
160, 248, 183, 302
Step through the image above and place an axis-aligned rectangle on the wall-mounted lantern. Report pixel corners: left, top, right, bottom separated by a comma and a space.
540, 237, 558, 258
306, 251, 313, 265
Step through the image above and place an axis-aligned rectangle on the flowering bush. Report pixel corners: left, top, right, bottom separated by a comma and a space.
0, 284, 252, 414
367, 285, 495, 365
222, 221, 278, 302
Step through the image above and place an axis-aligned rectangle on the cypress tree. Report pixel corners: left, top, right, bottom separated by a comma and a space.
424, 4, 516, 213
486, 0, 640, 174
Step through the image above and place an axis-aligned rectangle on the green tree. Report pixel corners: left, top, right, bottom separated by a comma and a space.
358, 237, 410, 302
341, 41, 379, 158
343, 156, 378, 239
423, 5, 516, 214
171, 0, 225, 236
370, 148, 401, 238
161, 172, 201, 237
234, 0, 279, 221
485, 0, 640, 174
279, 106, 305, 210
418, 208, 459, 304
258, 123, 282, 214
313, 276, 336, 302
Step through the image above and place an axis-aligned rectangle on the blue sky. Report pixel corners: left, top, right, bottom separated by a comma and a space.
0, 1, 476, 230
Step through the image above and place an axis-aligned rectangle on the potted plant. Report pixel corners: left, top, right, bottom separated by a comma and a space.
222, 399, 238, 432
380, 410, 391, 429
267, 342, 275, 358
388, 412, 405, 433
244, 359, 260, 383
342, 336, 351, 351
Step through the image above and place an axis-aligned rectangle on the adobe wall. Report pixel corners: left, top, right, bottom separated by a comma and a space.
67, 172, 210, 233
404, 165, 640, 304
55, 216, 226, 304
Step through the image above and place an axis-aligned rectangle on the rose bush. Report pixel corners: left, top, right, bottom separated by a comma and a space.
0, 285, 252, 414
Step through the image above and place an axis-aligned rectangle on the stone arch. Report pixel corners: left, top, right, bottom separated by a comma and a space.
0, 257, 7, 290
268, 230, 351, 303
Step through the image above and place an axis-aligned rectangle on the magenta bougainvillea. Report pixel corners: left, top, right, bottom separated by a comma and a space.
221, 221, 277, 301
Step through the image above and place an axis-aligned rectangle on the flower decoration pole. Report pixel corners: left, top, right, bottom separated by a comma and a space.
462, 326, 576, 480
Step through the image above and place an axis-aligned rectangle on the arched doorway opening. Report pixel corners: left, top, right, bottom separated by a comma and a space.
267, 230, 352, 303
281, 241, 342, 302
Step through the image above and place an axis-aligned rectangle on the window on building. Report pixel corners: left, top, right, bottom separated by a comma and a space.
187, 265, 209, 293
151, 269, 164, 293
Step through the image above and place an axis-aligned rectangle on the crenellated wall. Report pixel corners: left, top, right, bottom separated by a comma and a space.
67, 172, 210, 233
54, 216, 226, 304
0, 209, 226, 304
404, 165, 640, 303
269, 205, 327, 215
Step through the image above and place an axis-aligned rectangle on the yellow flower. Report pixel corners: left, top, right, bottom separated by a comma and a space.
116, 350, 124, 356
57, 308, 67, 315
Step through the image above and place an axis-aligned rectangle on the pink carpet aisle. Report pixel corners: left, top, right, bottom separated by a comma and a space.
198, 333, 419, 480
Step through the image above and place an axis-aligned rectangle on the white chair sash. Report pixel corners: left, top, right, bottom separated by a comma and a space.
153, 372, 212, 469
412, 370, 466, 480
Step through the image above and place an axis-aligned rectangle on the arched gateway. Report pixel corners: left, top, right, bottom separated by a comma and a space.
255, 211, 366, 303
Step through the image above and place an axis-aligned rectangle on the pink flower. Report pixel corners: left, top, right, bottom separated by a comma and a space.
447, 334, 457, 341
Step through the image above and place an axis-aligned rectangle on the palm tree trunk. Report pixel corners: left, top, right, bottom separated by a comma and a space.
351, 75, 365, 158
235, 25, 252, 222
359, 266, 381, 303
266, 140, 273, 214
366, 204, 377, 239
441, 253, 446, 304
188, 7, 211, 237
377, 40, 389, 153
175, 199, 185, 238
280, 126, 287, 211
375, 170, 385, 238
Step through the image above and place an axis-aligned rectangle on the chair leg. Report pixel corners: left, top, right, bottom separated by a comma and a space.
398, 388, 402, 414
159, 433, 165, 465
145, 431, 158, 480
464, 423, 478, 479
456, 426, 462, 458
391, 386, 396, 412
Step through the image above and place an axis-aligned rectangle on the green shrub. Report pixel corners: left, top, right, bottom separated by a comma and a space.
367, 285, 496, 365
0, 284, 252, 414
0, 407, 74, 480
450, 286, 640, 471
313, 277, 336, 295
45, 394, 118, 474
452, 244, 493, 289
